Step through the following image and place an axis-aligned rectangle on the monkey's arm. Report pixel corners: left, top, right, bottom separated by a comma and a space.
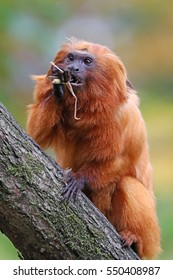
62, 118, 121, 210
27, 64, 71, 148
27, 75, 63, 148
62, 98, 149, 202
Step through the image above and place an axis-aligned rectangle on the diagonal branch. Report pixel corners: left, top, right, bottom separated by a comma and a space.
0, 102, 139, 260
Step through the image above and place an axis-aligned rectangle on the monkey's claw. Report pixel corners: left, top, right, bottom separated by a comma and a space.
61, 175, 85, 201
120, 230, 138, 248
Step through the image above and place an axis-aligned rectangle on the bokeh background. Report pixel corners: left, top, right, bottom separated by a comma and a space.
0, 0, 173, 259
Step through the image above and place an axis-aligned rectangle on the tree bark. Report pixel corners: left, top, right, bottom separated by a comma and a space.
0, 102, 139, 260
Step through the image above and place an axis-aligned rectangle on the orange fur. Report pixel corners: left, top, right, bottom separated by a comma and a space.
27, 38, 161, 259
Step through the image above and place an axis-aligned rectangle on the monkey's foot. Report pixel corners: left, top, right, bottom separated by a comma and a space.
120, 230, 138, 248
61, 174, 85, 201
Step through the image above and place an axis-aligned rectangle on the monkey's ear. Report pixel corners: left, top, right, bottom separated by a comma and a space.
110, 55, 129, 101
113, 69, 128, 101
126, 79, 134, 90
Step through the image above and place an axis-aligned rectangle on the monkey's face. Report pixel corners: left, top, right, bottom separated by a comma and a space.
50, 39, 128, 102
63, 51, 95, 88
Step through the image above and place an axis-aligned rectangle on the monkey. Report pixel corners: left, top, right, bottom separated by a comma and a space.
27, 38, 161, 259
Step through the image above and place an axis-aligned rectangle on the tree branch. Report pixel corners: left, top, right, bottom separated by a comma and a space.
0, 102, 139, 260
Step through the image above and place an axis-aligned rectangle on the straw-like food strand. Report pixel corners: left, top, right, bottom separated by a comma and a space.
50, 62, 80, 120
50, 61, 64, 73
66, 82, 81, 120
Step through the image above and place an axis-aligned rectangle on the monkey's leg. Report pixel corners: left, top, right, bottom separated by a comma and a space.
108, 176, 161, 259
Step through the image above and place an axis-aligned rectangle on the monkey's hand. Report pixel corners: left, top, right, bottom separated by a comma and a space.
61, 172, 85, 201
49, 65, 70, 101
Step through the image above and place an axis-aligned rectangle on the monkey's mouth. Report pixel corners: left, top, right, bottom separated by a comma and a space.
70, 75, 83, 86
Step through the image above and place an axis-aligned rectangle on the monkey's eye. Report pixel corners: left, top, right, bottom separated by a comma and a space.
84, 57, 93, 66
67, 53, 74, 62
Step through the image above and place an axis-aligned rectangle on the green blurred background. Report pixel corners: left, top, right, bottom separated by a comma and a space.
0, 0, 173, 259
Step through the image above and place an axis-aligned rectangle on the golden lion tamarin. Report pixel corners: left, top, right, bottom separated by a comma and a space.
27, 38, 161, 259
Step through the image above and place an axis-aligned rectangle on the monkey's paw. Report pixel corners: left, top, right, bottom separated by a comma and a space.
61, 174, 85, 201
120, 230, 138, 248
49, 64, 71, 101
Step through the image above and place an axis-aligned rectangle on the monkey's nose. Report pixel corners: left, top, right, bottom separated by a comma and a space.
68, 65, 80, 72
